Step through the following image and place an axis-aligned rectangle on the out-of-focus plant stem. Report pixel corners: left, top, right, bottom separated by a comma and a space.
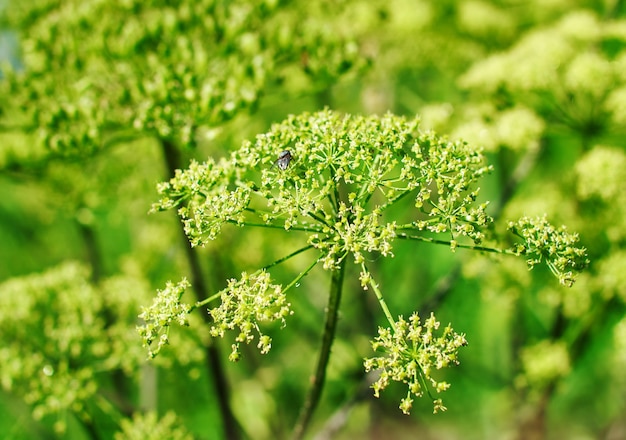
161, 139, 242, 440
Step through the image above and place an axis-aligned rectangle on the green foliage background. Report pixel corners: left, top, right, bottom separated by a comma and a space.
1, 0, 625, 438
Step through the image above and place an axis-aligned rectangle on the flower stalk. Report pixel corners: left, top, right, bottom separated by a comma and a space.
292, 257, 347, 440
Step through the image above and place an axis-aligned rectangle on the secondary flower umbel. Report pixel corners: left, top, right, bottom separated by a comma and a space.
208, 270, 292, 361
364, 312, 468, 414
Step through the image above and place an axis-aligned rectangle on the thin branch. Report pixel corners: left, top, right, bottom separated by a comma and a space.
396, 232, 518, 256
362, 262, 396, 331
195, 247, 320, 310
230, 218, 324, 233
307, 209, 332, 227
262, 244, 317, 271
375, 187, 414, 212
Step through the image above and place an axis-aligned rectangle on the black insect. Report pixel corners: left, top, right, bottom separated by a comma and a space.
275, 150, 293, 170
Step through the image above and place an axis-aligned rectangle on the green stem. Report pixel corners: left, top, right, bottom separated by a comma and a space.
308, 210, 331, 227
262, 245, 316, 271
375, 187, 413, 212
75, 218, 103, 283
227, 218, 324, 233
416, 364, 439, 404
362, 263, 396, 331
283, 256, 321, 293
396, 232, 519, 256
196, 246, 319, 308
291, 256, 347, 440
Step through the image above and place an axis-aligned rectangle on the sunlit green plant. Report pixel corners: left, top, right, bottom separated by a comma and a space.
138, 109, 588, 435
0, 263, 148, 434
459, 10, 626, 140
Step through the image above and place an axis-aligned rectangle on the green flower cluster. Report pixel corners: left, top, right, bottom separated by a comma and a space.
137, 270, 292, 361
460, 10, 626, 131
407, 131, 492, 246
508, 216, 589, 287
519, 340, 571, 389
574, 146, 626, 243
208, 271, 292, 362
138, 279, 192, 359
309, 204, 397, 270
153, 109, 493, 256
0, 262, 147, 432
450, 104, 545, 154
364, 313, 467, 414
114, 411, 194, 440
575, 146, 626, 202
1, 0, 373, 159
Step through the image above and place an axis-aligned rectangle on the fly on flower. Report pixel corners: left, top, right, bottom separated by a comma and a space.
274, 150, 293, 170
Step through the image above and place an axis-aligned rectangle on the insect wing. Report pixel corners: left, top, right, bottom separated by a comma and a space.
276, 150, 292, 170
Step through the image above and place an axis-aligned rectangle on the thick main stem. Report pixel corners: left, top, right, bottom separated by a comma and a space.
291, 259, 347, 440
161, 140, 241, 440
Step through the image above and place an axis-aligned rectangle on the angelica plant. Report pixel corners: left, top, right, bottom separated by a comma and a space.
139, 109, 587, 436
0, 263, 147, 434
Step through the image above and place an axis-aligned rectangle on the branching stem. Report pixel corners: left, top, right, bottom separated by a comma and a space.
262, 245, 316, 271
282, 256, 322, 293
227, 218, 324, 233
197, 245, 318, 308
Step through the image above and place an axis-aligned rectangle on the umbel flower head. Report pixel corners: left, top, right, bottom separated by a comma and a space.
508, 216, 589, 287
152, 109, 493, 258
138, 279, 192, 359
364, 312, 468, 414
209, 270, 292, 362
